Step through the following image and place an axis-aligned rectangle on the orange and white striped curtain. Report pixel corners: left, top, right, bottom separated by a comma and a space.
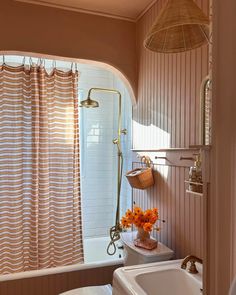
0, 64, 83, 275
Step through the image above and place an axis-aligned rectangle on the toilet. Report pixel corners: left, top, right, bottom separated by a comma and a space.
60, 231, 174, 295
59, 285, 112, 295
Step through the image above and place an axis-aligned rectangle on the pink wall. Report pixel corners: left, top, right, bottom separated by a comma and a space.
0, 0, 137, 96
133, 0, 209, 260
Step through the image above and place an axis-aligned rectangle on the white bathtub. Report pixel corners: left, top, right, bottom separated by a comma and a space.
0, 236, 124, 282
84, 236, 123, 263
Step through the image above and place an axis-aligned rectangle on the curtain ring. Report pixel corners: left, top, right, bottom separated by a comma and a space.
38, 58, 44, 67
22, 56, 26, 66
71, 62, 74, 71
75, 63, 78, 72
52, 60, 56, 69
29, 57, 33, 66
3, 55, 5, 65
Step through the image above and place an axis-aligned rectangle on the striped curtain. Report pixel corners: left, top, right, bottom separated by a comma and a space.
0, 64, 83, 275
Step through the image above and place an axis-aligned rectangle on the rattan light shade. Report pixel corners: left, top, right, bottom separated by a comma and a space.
144, 0, 209, 53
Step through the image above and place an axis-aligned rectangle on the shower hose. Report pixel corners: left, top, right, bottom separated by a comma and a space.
106, 147, 123, 256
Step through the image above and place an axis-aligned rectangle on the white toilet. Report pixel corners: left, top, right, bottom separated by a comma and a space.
60, 284, 112, 295
60, 231, 174, 295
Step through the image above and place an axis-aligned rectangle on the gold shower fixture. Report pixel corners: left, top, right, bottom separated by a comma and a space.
80, 89, 99, 108
81, 87, 127, 255
144, 0, 210, 53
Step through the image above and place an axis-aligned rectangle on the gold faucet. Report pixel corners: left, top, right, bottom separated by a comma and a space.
181, 255, 203, 274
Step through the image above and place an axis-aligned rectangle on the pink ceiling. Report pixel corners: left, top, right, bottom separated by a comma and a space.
18, 0, 156, 20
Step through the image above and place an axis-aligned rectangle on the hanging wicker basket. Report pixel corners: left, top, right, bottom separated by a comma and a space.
144, 0, 210, 53
126, 167, 154, 190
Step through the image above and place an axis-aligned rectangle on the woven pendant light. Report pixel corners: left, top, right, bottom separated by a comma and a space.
144, 0, 209, 53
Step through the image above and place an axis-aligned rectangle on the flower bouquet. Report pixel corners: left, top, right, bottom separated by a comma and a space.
121, 206, 160, 250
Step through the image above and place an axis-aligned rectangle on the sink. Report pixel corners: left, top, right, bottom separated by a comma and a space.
112, 260, 202, 295
136, 268, 202, 295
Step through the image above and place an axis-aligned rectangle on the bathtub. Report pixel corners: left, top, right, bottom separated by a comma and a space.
84, 236, 123, 263
0, 236, 124, 283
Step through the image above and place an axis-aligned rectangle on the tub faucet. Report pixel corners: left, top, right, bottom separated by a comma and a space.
181, 255, 203, 274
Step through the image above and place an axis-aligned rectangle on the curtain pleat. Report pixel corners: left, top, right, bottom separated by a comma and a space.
0, 64, 83, 275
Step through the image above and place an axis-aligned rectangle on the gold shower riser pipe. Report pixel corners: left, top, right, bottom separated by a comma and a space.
86, 87, 125, 234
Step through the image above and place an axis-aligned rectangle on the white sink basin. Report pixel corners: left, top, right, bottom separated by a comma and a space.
113, 260, 202, 295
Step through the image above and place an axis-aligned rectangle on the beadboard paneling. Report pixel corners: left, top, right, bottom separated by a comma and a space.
0, 264, 122, 295
132, 161, 204, 259
132, 0, 209, 259
133, 0, 209, 150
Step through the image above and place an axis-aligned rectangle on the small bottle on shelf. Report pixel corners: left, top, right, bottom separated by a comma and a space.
189, 154, 203, 193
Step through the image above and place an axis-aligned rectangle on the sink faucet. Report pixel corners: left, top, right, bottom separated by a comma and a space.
181, 255, 203, 274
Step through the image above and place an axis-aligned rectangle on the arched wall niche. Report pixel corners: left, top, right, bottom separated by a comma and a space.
0, 50, 136, 105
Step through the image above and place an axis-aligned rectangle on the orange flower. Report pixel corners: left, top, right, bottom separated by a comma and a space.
150, 215, 158, 224
144, 209, 153, 219
134, 206, 142, 215
134, 219, 143, 228
121, 217, 131, 228
125, 209, 134, 222
126, 209, 133, 217
143, 222, 153, 232
133, 213, 143, 227
120, 206, 160, 233
153, 208, 159, 216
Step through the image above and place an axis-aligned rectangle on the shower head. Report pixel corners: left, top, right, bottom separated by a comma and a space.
80, 96, 99, 108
